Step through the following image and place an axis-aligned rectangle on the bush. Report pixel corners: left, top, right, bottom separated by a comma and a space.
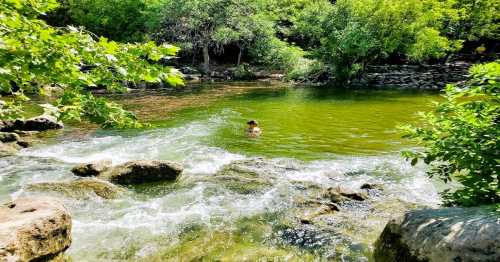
402, 61, 500, 207
233, 64, 256, 81
250, 37, 307, 75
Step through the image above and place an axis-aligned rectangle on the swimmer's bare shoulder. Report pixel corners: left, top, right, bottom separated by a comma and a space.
245, 120, 262, 137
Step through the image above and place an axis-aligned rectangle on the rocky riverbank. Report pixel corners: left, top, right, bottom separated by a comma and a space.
351, 62, 471, 90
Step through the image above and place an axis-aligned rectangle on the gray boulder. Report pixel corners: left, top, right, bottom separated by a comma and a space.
100, 160, 183, 185
374, 206, 500, 262
0, 197, 72, 261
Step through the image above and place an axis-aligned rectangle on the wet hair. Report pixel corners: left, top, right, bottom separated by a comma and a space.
247, 120, 258, 125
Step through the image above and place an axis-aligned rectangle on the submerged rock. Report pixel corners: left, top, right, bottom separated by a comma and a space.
13, 130, 40, 136
0, 142, 19, 157
27, 178, 126, 199
298, 202, 340, 224
374, 206, 500, 262
100, 160, 183, 185
15, 139, 32, 148
0, 197, 72, 261
212, 158, 279, 194
360, 183, 383, 191
71, 160, 112, 177
322, 186, 368, 203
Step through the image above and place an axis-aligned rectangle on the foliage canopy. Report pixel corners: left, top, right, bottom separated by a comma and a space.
0, 0, 182, 128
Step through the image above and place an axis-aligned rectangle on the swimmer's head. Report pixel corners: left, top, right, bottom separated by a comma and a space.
247, 120, 259, 128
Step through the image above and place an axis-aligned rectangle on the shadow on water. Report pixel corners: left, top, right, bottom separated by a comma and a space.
232, 84, 442, 104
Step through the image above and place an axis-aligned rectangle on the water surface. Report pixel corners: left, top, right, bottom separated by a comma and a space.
0, 83, 442, 261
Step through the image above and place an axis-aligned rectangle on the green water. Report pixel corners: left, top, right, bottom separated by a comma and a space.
133, 86, 438, 160
1, 83, 443, 261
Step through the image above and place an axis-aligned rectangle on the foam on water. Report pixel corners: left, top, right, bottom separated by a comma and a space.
21, 112, 244, 174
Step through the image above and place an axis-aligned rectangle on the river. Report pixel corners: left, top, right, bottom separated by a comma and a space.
0, 82, 444, 261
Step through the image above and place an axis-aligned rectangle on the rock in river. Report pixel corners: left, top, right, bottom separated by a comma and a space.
0, 197, 72, 261
71, 160, 112, 177
0, 142, 19, 157
374, 206, 500, 262
0, 132, 20, 143
322, 186, 368, 203
1, 115, 63, 132
27, 178, 126, 199
211, 158, 280, 194
99, 160, 183, 185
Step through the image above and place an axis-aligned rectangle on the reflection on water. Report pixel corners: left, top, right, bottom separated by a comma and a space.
0, 83, 442, 261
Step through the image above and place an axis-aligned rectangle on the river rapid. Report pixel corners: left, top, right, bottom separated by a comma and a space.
0, 83, 444, 261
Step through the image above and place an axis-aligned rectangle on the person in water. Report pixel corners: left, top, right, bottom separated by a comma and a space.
246, 120, 261, 137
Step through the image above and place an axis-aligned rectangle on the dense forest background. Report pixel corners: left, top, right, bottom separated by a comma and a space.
47, 0, 499, 81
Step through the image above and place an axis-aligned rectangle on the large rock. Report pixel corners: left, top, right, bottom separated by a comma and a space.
0, 197, 72, 261
100, 160, 183, 185
27, 178, 126, 199
374, 206, 500, 262
71, 160, 112, 177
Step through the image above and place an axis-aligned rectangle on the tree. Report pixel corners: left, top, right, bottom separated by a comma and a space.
292, 0, 463, 83
150, 0, 303, 72
402, 61, 500, 207
0, 0, 182, 128
150, 0, 232, 72
48, 0, 151, 42
448, 0, 500, 42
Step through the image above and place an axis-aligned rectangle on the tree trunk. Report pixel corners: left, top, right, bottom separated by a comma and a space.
202, 43, 210, 74
191, 51, 196, 65
237, 46, 242, 66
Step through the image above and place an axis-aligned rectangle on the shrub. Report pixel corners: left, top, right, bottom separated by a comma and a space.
402, 61, 500, 207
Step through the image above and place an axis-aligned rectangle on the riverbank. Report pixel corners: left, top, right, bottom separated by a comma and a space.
129, 60, 476, 91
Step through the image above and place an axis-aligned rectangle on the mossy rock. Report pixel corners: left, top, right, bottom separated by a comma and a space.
27, 178, 126, 199
212, 160, 275, 194
0, 142, 19, 157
